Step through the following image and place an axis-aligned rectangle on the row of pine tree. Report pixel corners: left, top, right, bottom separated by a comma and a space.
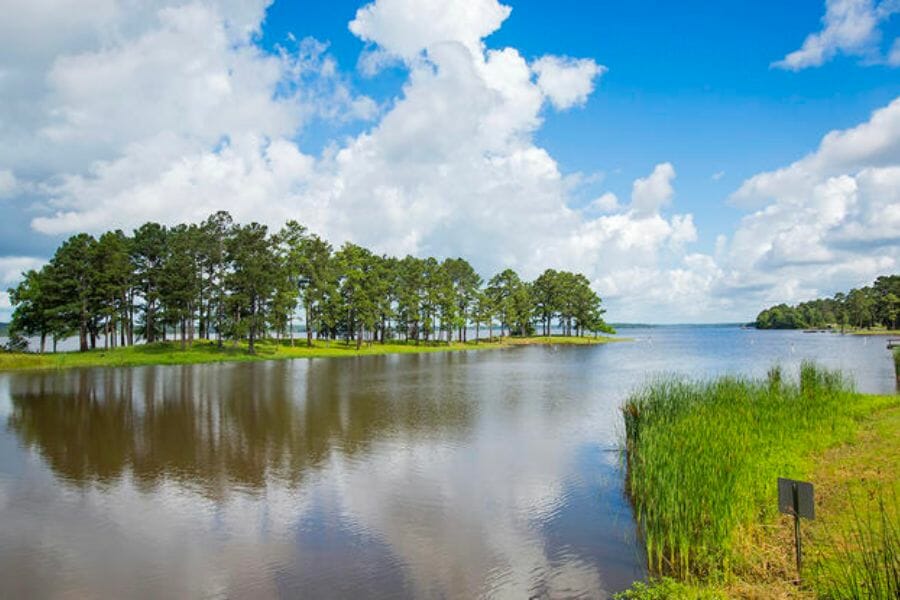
7, 212, 611, 353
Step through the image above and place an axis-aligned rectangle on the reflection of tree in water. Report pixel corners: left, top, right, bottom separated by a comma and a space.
6, 354, 475, 496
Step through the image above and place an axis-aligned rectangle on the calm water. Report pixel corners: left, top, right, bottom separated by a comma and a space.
0, 327, 895, 598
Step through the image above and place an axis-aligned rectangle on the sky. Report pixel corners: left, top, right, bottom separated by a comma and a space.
1, 0, 899, 323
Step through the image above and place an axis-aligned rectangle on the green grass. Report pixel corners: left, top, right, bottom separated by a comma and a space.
0, 334, 620, 371
622, 363, 899, 583
805, 405, 900, 599
847, 327, 900, 336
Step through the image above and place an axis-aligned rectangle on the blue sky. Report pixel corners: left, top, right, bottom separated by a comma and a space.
1, 0, 899, 322
260, 0, 900, 256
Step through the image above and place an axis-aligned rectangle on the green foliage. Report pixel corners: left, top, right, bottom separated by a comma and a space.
531, 268, 611, 336
614, 577, 725, 599
622, 363, 893, 580
755, 275, 900, 330
6, 212, 612, 354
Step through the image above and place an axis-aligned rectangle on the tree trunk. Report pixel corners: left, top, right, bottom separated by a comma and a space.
305, 299, 313, 348
128, 290, 134, 346
248, 302, 256, 354
79, 300, 88, 352
39, 332, 46, 354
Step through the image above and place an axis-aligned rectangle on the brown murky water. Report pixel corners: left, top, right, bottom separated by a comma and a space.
0, 327, 895, 598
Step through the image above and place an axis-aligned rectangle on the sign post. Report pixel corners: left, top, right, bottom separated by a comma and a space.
777, 477, 815, 578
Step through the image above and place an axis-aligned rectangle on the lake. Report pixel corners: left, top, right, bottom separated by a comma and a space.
0, 326, 895, 598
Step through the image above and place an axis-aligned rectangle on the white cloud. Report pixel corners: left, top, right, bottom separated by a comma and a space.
718, 95, 900, 309
773, 0, 900, 70
348, 0, 512, 61
531, 55, 605, 110
630, 162, 675, 215
0, 170, 17, 197
889, 37, 900, 65
0, 256, 46, 287
589, 192, 619, 213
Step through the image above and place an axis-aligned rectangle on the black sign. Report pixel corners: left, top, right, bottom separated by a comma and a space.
778, 477, 814, 520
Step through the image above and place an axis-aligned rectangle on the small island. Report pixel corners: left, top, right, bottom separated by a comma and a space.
2, 212, 618, 371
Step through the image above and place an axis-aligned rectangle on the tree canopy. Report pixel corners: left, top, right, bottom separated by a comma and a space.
754, 275, 900, 331
7, 213, 613, 353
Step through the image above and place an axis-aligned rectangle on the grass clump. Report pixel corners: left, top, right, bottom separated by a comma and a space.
622, 362, 894, 581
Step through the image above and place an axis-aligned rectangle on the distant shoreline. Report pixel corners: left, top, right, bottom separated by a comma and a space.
0, 335, 627, 372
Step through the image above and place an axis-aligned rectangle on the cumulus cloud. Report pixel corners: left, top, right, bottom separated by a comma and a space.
531, 55, 605, 110
773, 0, 900, 70
630, 162, 675, 216
348, 0, 512, 60
589, 192, 619, 213
719, 96, 900, 308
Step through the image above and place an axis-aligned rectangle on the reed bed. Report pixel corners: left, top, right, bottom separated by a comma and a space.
622, 362, 884, 580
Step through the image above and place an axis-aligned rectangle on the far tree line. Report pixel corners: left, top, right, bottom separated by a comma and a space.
754, 275, 900, 330
6, 212, 612, 353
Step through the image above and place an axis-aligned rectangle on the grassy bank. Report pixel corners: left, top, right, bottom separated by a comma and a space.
619, 364, 899, 598
847, 327, 900, 336
0, 334, 620, 371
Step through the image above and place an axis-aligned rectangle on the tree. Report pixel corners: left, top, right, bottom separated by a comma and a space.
486, 269, 531, 337
443, 258, 481, 342
131, 223, 168, 343
334, 243, 380, 349
7, 268, 53, 352
200, 211, 233, 346
93, 230, 132, 349
273, 221, 307, 343
159, 224, 202, 349
226, 223, 279, 354
47, 234, 97, 351
300, 234, 336, 346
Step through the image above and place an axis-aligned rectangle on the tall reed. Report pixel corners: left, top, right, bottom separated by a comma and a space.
622, 362, 862, 579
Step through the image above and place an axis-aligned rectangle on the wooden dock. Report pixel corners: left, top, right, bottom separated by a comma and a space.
888, 338, 900, 349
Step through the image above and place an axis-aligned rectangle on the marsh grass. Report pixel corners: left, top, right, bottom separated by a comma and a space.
622, 362, 894, 581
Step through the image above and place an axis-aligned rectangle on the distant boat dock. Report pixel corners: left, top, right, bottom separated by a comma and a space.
888, 338, 900, 349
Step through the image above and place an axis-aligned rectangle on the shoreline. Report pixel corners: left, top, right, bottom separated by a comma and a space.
0, 335, 626, 372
